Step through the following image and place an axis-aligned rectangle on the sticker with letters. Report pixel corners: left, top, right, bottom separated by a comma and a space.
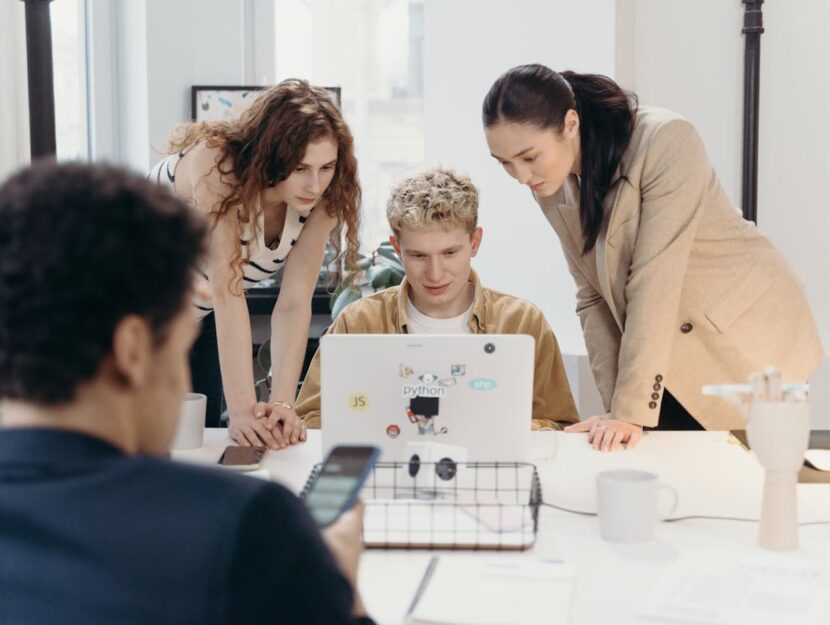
347, 392, 370, 411
468, 378, 497, 392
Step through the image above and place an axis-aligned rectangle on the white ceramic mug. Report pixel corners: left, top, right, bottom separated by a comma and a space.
171, 392, 207, 450
596, 470, 677, 543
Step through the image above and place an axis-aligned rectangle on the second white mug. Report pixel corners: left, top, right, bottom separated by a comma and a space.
596, 469, 677, 543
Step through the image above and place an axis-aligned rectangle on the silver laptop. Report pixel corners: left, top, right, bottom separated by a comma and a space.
320, 334, 533, 462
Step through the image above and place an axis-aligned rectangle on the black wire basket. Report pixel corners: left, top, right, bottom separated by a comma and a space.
303, 460, 542, 550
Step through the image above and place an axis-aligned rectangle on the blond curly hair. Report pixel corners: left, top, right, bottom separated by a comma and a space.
386, 167, 478, 236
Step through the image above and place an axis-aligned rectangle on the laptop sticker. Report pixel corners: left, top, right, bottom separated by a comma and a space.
438, 377, 457, 387
399, 364, 414, 378
407, 399, 447, 436
451, 364, 466, 377
348, 392, 370, 411
386, 424, 400, 439
468, 378, 498, 391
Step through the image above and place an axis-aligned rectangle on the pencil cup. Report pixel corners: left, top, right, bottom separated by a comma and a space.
745, 400, 810, 551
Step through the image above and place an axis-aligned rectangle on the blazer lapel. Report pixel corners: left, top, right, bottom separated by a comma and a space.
555, 177, 584, 248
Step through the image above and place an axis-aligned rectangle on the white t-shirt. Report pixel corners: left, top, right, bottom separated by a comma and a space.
405, 296, 473, 334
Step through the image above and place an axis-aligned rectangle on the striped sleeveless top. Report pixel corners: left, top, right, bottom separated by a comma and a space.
149, 153, 309, 319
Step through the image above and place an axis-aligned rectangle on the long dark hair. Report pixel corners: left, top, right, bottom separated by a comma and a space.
483, 64, 637, 254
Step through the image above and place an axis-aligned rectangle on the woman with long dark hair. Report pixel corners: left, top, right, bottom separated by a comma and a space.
483, 64, 823, 451
151, 79, 361, 449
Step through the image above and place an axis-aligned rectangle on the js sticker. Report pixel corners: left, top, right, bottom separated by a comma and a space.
348, 392, 370, 411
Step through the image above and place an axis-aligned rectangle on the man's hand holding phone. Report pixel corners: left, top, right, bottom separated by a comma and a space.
323, 501, 368, 618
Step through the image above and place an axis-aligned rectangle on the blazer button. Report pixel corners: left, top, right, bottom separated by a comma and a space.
651, 392, 659, 400
655, 374, 663, 382
649, 401, 657, 409
653, 383, 661, 391
680, 322, 694, 334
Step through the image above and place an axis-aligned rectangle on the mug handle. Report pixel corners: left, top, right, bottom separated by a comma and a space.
658, 483, 679, 520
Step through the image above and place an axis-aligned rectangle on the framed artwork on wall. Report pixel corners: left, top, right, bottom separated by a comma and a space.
191, 85, 342, 122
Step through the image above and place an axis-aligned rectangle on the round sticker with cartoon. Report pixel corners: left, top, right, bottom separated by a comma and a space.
386, 424, 400, 439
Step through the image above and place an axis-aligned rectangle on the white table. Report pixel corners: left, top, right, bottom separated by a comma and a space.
174, 430, 830, 625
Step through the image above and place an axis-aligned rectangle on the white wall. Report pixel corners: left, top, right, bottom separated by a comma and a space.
88, 0, 274, 171
757, 1, 830, 351
144, 0, 247, 168
616, 0, 744, 205
423, 0, 616, 356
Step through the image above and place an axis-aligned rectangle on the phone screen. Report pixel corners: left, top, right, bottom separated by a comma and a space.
304, 446, 379, 527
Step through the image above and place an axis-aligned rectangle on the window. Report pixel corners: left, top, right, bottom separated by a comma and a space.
275, 0, 425, 250
51, 0, 89, 160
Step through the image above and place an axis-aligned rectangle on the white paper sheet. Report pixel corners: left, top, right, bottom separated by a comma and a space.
638, 548, 830, 625
411, 556, 574, 625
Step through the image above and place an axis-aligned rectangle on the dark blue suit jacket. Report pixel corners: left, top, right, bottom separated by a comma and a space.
0, 428, 373, 625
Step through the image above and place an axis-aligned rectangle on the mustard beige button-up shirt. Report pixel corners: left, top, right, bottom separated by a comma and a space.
295, 270, 579, 429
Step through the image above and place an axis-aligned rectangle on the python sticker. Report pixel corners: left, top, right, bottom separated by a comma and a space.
402, 371, 446, 399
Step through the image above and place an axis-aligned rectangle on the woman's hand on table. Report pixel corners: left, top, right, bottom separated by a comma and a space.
564, 414, 644, 451
228, 401, 301, 450
263, 401, 308, 446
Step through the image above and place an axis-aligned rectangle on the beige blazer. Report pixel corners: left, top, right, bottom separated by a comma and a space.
537, 107, 824, 429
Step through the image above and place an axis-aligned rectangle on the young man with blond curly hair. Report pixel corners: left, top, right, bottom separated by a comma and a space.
296, 166, 578, 429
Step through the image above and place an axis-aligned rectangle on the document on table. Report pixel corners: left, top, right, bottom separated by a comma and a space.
638, 547, 830, 625
408, 556, 574, 625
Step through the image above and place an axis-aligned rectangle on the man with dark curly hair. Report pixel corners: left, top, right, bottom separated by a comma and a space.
0, 161, 373, 624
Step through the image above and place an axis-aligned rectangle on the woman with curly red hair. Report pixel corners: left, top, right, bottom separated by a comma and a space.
151, 79, 361, 449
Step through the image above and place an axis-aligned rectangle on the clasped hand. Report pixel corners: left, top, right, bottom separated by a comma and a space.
229, 401, 308, 449
564, 414, 643, 451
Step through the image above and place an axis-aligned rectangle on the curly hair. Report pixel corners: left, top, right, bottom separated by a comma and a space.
386, 167, 479, 236
0, 161, 207, 405
168, 79, 361, 289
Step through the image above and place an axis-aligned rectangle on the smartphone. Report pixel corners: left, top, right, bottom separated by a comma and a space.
217, 446, 267, 471
303, 445, 380, 527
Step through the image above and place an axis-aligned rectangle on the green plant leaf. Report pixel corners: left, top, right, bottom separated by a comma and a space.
369, 266, 394, 288
331, 287, 361, 319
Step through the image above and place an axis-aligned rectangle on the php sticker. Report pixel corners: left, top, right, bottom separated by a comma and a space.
468, 378, 497, 391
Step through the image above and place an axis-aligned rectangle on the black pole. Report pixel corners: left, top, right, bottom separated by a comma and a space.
741, 0, 764, 223
22, 0, 57, 159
